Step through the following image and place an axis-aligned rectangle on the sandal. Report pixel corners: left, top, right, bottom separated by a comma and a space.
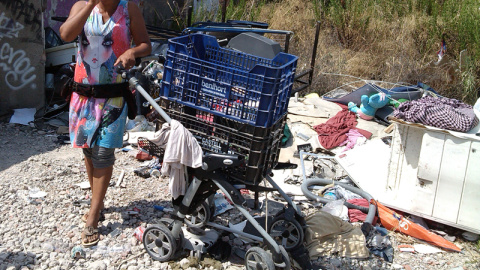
81, 226, 100, 247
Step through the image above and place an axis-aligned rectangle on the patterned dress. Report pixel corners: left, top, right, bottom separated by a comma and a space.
69, 0, 131, 148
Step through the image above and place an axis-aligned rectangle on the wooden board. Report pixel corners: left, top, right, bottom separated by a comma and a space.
389, 125, 424, 212
383, 123, 480, 233
457, 141, 480, 229
432, 135, 470, 223
413, 131, 446, 216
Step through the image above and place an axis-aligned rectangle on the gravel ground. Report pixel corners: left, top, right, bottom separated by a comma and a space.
0, 121, 479, 270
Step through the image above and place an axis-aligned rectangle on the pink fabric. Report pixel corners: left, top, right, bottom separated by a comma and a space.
340, 129, 365, 152
314, 107, 358, 149
314, 105, 372, 150
347, 199, 377, 224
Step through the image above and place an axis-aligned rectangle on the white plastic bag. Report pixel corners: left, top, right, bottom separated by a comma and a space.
321, 199, 347, 220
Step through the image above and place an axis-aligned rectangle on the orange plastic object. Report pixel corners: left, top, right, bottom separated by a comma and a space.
375, 201, 461, 252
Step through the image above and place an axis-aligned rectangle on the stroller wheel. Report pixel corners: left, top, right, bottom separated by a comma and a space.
268, 214, 304, 251
262, 245, 291, 270
185, 201, 210, 228
278, 245, 291, 270
143, 224, 177, 261
245, 246, 275, 270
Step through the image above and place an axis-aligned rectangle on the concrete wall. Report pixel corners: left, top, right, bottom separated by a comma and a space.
0, 0, 46, 116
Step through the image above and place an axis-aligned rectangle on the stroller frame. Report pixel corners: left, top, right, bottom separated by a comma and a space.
125, 63, 312, 269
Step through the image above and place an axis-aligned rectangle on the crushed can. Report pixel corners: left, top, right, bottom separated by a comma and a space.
133, 226, 145, 242
71, 245, 85, 259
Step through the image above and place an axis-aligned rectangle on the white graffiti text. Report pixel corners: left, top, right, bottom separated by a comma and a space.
0, 12, 24, 40
0, 42, 36, 91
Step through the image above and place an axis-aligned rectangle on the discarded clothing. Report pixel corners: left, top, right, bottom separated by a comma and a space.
305, 211, 369, 259
340, 129, 367, 152
347, 198, 377, 223
361, 222, 394, 262
151, 120, 203, 199
313, 107, 372, 149
393, 96, 479, 132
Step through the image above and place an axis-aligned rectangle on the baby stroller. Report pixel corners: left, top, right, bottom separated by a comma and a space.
122, 34, 314, 270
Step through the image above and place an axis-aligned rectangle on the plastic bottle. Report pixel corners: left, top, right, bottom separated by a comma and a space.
150, 168, 160, 177
323, 191, 337, 200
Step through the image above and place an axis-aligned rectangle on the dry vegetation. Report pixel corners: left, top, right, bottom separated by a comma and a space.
188, 0, 480, 104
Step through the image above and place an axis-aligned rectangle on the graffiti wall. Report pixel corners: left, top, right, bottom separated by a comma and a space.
0, 0, 190, 116
0, 0, 45, 116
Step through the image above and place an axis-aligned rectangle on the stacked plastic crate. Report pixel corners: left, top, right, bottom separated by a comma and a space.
160, 34, 298, 185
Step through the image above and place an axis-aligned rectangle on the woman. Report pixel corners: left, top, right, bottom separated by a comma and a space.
60, 0, 151, 247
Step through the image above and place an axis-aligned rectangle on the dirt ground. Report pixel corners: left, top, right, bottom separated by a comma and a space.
1, 120, 480, 270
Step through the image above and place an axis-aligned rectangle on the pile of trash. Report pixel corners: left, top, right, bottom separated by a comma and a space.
98, 82, 480, 269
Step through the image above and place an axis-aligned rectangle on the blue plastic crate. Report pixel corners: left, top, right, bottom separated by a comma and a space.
161, 33, 298, 127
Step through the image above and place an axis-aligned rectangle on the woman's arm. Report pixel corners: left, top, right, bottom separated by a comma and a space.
114, 2, 152, 69
59, 0, 98, 42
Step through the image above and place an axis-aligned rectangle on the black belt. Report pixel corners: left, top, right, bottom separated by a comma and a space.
72, 81, 137, 120
72, 82, 129, 98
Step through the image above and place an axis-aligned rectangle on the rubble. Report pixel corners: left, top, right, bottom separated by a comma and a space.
1, 111, 479, 270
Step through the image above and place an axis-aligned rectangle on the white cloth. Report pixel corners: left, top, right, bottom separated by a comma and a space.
151, 119, 203, 199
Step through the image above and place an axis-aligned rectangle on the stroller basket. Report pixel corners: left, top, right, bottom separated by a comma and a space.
161, 33, 297, 128
159, 99, 286, 185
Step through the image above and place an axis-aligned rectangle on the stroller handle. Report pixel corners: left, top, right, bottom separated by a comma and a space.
116, 63, 172, 124
133, 77, 171, 124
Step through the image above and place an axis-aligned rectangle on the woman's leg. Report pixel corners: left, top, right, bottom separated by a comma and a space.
82, 147, 115, 245
82, 153, 104, 223
84, 156, 94, 195
83, 166, 113, 244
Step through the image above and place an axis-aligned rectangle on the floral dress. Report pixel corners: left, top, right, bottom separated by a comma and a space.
69, 0, 131, 148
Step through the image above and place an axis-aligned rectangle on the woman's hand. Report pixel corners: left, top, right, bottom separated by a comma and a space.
60, 0, 98, 42
114, 49, 136, 70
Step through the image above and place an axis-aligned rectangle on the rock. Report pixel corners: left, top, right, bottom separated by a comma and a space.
90, 261, 107, 270
0, 253, 10, 261
330, 258, 342, 267
179, 258, 191, 268
130, 237, 138, 246
0, 118, 478, 270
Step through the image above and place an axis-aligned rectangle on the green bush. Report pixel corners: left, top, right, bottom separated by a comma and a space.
188, 0, 479, 102
311, 0, 479, 102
